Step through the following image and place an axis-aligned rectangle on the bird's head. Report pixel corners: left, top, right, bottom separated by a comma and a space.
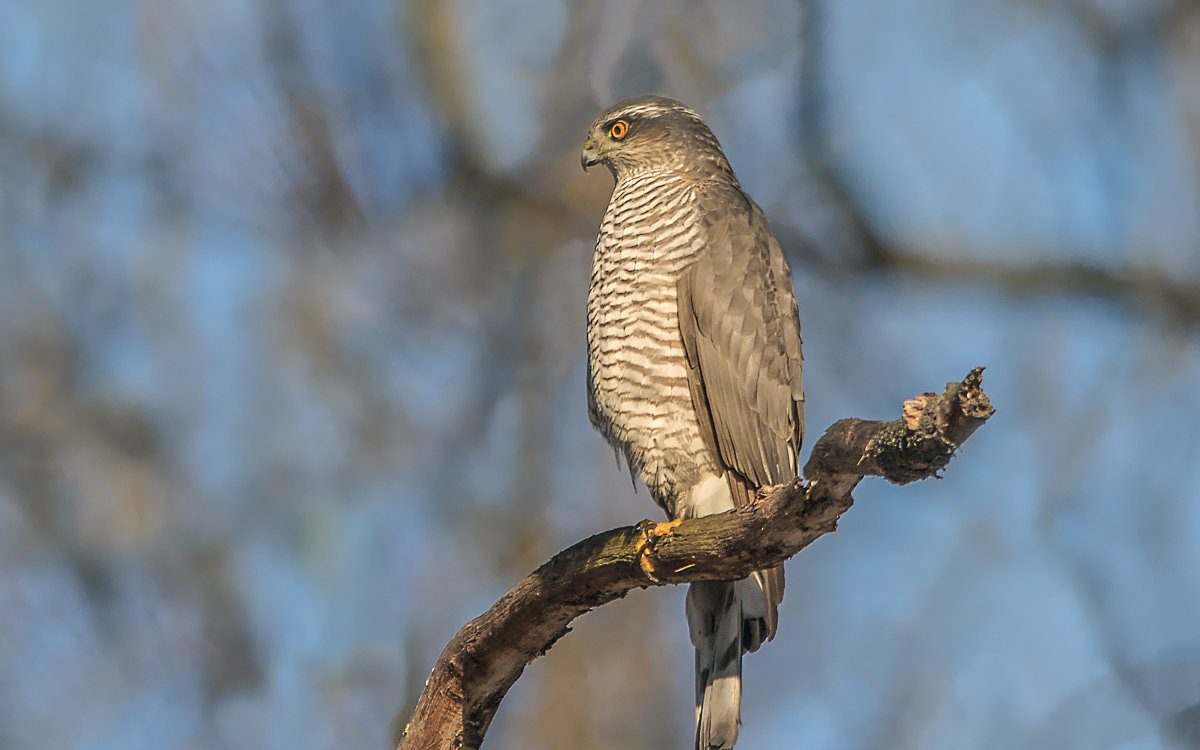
580, 95, 734, 182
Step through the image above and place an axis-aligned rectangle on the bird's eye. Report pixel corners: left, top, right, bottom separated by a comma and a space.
608, 120, 629, 140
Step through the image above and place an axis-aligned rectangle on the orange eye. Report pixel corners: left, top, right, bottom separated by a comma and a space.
608, 119, 629, 140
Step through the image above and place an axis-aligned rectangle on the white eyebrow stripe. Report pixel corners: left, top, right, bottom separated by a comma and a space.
606, 102, 702, 122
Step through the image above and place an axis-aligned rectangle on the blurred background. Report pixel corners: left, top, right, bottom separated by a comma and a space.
2, 1, 1199, 748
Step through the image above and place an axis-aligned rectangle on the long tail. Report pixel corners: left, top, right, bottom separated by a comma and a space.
687, 570, 780, 750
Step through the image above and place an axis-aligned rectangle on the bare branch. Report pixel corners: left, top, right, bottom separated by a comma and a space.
397, 368, 994, 750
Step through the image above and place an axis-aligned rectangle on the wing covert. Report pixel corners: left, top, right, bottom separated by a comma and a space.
677, 183, 804, 496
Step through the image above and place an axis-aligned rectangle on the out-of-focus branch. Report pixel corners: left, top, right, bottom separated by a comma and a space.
396, 368, 994, 750
795, 0, 1200, 327
873, 251, 1200, 326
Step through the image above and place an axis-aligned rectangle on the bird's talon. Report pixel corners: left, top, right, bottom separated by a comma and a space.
635, 518, 682, 582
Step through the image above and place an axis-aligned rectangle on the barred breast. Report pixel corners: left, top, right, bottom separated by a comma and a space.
586, 172, 716, 516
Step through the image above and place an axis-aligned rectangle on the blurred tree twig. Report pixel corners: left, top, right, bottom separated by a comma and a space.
795, 0, 1200, 327
397, 368, 994, 750
873, 252, 1200, 325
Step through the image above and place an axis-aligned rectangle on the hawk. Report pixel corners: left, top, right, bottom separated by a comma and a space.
581, 95, 804, 749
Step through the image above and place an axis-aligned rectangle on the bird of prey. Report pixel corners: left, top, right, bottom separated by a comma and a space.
581, 95, 804, 749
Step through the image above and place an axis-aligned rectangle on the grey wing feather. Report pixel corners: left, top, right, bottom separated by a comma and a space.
678, 183, 804, 492
678, 183, 803, 641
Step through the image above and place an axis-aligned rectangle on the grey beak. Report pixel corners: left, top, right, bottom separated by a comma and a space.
581, 139, 599, 172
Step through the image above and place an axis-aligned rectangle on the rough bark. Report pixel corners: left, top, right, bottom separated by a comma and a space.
397, 368, 994, 750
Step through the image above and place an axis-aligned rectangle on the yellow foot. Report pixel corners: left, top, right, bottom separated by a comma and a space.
650, 518, 682, 536
635, 518, 682, 582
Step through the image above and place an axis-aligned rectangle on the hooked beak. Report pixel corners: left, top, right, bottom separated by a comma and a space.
580, 138, 600, 172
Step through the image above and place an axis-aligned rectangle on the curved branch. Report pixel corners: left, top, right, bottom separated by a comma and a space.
397, 368, 994, 749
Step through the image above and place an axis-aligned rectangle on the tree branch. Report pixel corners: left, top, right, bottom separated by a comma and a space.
397, 368, 994, 749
